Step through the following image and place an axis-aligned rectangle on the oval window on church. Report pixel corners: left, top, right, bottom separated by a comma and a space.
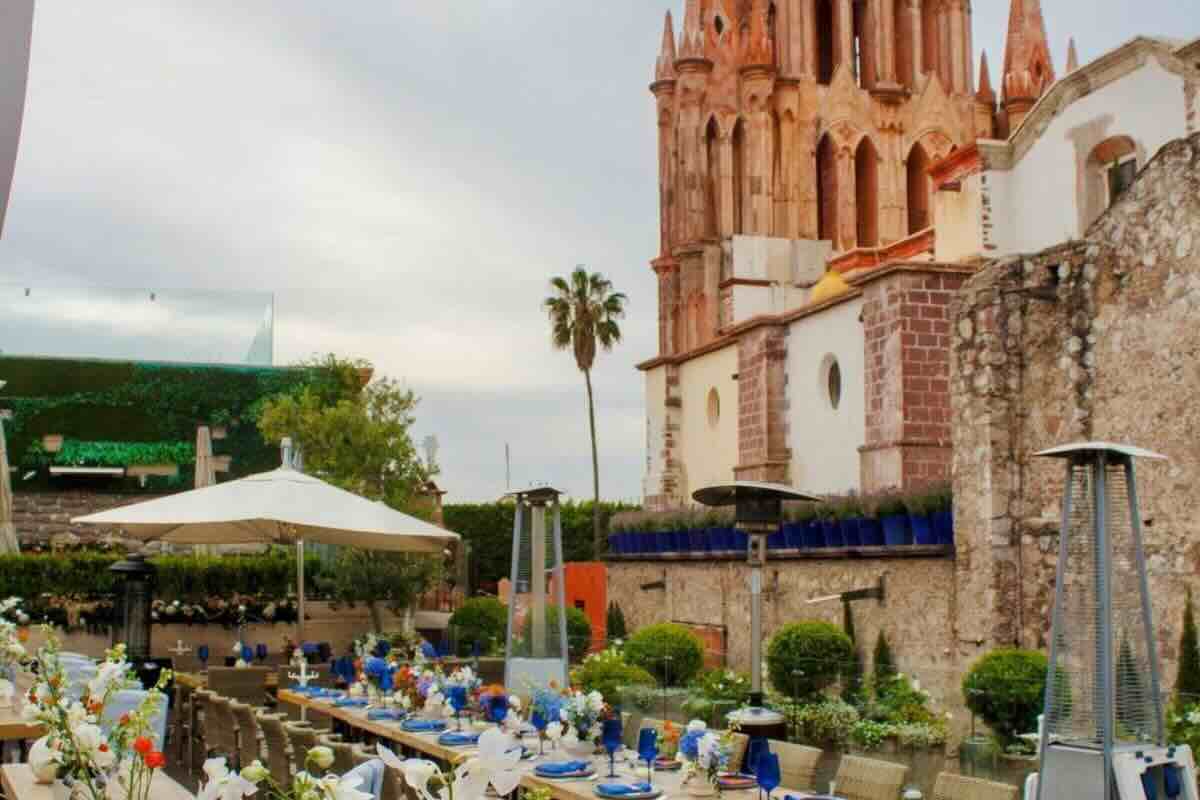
823, 356, 842, 411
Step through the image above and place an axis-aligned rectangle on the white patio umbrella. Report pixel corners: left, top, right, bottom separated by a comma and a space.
71, 445, 459, 641
191, 425, 216, 556
0, 408, 19, 554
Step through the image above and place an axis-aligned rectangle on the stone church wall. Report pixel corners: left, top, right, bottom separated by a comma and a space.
951, 133, 1200, 695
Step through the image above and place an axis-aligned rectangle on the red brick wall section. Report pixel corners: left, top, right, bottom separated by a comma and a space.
734, 323, 790, 483
11, 490, 169, 547
860, 269, 965, 490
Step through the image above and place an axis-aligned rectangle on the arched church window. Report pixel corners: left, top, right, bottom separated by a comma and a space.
705, 118, 721, 237
816, 0, 835, 84
732, 119, 747, 235
855, 137, 879, 247
816, 133, 839, 247
906, 141, 932, 235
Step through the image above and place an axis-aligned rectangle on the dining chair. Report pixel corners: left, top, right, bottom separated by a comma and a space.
832, 754, 909, 800
932, 772, 1020, 800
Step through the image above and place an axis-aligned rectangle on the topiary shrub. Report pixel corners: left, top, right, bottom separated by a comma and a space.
624, 623, 705, 686
449, 597, 508, 656
570, 647, 656, 701
962, 648, 1048, 744
522, 604, 593, 661
767, 621, 854, 700
1178, 589, 1200, 704
606, 602, 628, 642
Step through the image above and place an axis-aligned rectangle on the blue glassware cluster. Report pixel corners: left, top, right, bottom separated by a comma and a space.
608, 510, 953, 555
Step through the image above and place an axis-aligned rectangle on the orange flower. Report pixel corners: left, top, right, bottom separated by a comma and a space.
133, 737, 152, 755
144, 751, 165, 769
16, 628, 28, 642
120, 714, 131, 726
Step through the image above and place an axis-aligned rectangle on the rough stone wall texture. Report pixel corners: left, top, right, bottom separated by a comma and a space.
951, 133, 1200, 693
735, 323, 790, 483
608, 557, 961, 714
12, 490, 168, 546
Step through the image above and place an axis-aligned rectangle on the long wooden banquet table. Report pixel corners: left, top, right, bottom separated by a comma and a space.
278, 690, 830, 800
0, 764, 194, 800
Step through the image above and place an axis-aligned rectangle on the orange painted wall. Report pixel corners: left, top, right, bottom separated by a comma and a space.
559, 562, 607, 652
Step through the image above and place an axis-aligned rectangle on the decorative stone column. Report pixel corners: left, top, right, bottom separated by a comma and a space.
836, 0, 854, 79
904, 0, 923, 88
948, 0, 966, 94
837, 144, 856, 251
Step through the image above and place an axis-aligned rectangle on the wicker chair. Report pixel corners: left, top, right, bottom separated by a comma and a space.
769, 740, 821, 793
284, 721, 327, 768
208, 667, 274, 706
832, 755, 909, 800
256, 711, 294, 786
230, 700, 264, 771
319, 733, 358, 775
206, 695, 241, 766
353, 744, 403, 800
187, 688, 215, 773
932, 772, 1020, 800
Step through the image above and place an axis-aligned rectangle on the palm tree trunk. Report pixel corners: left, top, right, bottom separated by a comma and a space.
584, 368, 602, 556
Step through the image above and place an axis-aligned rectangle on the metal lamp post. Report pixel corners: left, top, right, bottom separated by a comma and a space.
693, 482, 820, 720
110, 553, 156, 662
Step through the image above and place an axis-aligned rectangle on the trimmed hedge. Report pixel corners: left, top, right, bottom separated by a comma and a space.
767, 621, 854, 700
623, 623, 705, 686
962, 648, 1050, 744
449, 597, 508, 656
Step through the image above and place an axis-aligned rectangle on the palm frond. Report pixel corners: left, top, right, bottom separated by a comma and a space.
596, 319, 623, 349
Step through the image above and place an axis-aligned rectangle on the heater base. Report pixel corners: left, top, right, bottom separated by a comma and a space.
1034, 743, 1198, 800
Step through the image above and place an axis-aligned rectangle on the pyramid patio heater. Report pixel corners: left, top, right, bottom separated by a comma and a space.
503, 487, 570, 691
694, 482, 820, 741
1033, 443, 1197, 800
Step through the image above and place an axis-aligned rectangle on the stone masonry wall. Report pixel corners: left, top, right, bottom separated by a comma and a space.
12, 489, 169, 547
951, 133, 1200, 693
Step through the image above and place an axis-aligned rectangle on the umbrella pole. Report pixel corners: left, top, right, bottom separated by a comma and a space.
297, 538, 306, 645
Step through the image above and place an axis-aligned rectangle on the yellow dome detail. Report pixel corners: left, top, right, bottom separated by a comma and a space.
810, 270, 851, 305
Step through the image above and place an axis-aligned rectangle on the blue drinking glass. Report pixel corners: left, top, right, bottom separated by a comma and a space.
448, 686, 468, 730
756, 751, 781, 800
197, 645, 209, 667
637, 728, 658, 775
241, 644, 253, 663
531, 710, 547, 755
255, 643, 268, 663
602, 718, 623, 778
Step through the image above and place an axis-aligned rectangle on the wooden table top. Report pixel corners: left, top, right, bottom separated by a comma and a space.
1, 764, 194, 800
175, 670, 280, 690
277, 690, 830, 800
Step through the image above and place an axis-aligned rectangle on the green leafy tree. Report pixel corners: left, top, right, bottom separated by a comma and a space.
449, 597, 509, 656
258, 355, 441, 631
1179, 589, 1200, 705
624, 623, 705, 686
841, 603, 866, 707
767, 621, 854, 701
962, 649, 1049, 744
543, 267, 627, 555
607, 602, 628, 642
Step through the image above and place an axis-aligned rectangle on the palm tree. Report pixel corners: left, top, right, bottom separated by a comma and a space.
544, 267, 627, 554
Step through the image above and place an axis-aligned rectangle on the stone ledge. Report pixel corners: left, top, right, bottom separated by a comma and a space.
605, 545, 954, 563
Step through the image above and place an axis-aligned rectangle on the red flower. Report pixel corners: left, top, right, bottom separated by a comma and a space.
120, 714, 132, 726
133, 736, 152, 755
144, 751, 166, 769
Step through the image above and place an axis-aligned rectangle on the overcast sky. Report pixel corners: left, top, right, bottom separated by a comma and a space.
0, 1, 1194, 503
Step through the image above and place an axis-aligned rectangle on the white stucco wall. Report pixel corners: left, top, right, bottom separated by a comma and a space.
642, 366, 667, 501
786, 297, 865, 494
933, 171, 984, 262
676, 345, 739, 500
988, 59, 1189, 256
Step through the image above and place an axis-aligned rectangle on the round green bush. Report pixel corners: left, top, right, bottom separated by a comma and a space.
449, 597, 508, 656
570, 648, 657, 701
962, 648, 1048, 743
767, 621, 854, 700
623, 623, 705, 686
523, 604, 593, 661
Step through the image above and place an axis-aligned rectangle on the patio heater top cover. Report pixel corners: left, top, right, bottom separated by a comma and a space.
692, 481, 822, 506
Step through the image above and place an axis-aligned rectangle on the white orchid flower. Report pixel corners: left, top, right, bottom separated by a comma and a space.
315, 773, 373, 800
454, 728, 523, 798
308, 745, 335, 770
401, 759, 441, 800
686, 720, 707, 733
198, 757, 259, 800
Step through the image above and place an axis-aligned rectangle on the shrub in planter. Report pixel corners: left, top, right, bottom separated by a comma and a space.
570, 647, 657, 701
875, 492, 911, 546
857, 497, 884, 546
962, 648, 1049, 744
904, 490, 939, 545
795, 699, 861, 745
449, 597, 508, 657
818, 503, 843, 548
683, 668, 753, 726
928, 483, 954, 545
767, 621, 854, 700
624, 623, 705, 686
785, 506, 815, 548
835, 496, 863, 547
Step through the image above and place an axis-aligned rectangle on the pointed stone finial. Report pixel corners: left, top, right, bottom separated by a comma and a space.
1066, 37, 1079, 73
976, 50, 995, 101
655, 11, 678, 81
1002, 0, 1055, 128
679, 0, 705, 59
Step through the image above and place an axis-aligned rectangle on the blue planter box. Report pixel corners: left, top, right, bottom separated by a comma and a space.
689, 529, 707, 552
910, 514, 936, 545
803, 521, 825, 548
708, 527, 728, 552
674, 530, 691, 553
821, 520, 843, 548
784, 522, 805, 549
841, 518, 861, 547
767, 528, 786, 550
858, 519, 884, 546
732, 530, 750, 551
933, 511, 954, 546
882, 515, 911, 546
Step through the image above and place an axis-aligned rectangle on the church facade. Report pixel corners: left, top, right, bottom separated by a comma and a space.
639, 0, 1199, 509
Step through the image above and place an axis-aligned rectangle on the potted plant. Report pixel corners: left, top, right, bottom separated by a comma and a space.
930, 483, 954, 546
905, 490, 938, 546
820, 501, 843, 548
705, 512, 730, 552
803, 504, 826, 548
838, 495, 863, 547
858, 494, 885, 546
787, 506, 814, 548
876, 491, 911, 546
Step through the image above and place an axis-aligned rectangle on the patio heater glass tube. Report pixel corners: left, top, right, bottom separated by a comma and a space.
110, 554, 156, 662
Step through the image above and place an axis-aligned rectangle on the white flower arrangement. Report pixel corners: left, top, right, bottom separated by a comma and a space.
378, 728, 522, 800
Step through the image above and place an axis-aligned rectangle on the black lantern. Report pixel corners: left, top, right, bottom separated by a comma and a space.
110, 554, 156, 662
